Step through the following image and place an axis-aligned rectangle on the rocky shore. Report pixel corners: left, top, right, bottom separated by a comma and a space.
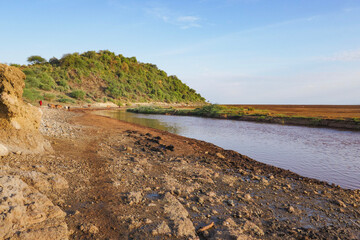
1, 107, 359, 239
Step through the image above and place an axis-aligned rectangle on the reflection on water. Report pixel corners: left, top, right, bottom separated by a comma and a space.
97, 110, 181, 134
96, 110, 360, 189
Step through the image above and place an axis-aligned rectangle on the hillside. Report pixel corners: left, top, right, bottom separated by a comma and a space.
16, 50, 205, 105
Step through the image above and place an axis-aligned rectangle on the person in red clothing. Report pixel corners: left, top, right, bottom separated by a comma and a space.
39, 100, 42, 106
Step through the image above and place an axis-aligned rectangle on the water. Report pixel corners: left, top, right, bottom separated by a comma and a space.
96, 110, 360, 189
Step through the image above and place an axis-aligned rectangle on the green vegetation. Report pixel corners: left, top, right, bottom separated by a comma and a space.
27, 55, 47, 65
43, 93, 56, 101
22, 88, 43, 102
21, 50, 205, 103
69, 89, 86, 100
128, 105, 360, 130
128, 104, 268, 118
57, 96, 75, 104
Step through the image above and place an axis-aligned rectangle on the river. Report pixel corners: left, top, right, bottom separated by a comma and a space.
96, 110, 360, 189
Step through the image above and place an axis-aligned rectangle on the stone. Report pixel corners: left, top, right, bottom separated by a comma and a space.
216, 152, 225, 159
0, 143, 9, 156
0, 175, 69, 239
10, 170, 69, 194
126, 191, 143, 205
334, 199, 346, 208
261, 178, 269, 185
227, 199, 236, 206
163, 192, 197, 238
213, 218, 256, 240
152, 221, 172, 235
288, 206, 295, 213
80, 223, 99, 234
242, 221, 264, 236
244, 194, 252, 201
0, 64, 52, 154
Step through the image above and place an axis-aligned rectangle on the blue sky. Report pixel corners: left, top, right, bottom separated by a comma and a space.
1, 0, 360, 104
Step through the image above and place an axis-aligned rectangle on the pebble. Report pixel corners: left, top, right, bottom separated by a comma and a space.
244, 194, 252, 201
288, 206, 295, 213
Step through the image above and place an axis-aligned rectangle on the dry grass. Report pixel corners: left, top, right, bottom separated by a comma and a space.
224, 105, 360, 120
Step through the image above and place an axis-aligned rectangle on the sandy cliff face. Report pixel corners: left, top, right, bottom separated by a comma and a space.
0, 64, 51, 155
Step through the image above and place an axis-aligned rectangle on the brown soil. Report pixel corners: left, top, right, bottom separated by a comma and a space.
227, 104, 360, 119
2, 109, 359, 239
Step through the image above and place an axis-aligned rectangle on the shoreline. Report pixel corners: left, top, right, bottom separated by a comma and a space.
1, 107, 359, 239
127, 106, 360, 131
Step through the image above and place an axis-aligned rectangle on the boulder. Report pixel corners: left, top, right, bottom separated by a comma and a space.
163, 192, 197, 239
0, 143, 9, 156
0, 64, 51, 154
0, 175, 69, 239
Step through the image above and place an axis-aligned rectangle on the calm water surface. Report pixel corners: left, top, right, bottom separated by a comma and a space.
97, 110, 360, 189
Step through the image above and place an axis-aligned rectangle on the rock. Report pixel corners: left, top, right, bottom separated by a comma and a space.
227, 199, 236, 206
213, 218, 256, 240
242, 221, 264, 236
222, 218, 238, 228
261, 178, 269, 185
127, 217, 143, 230
80, 223, 99, 234
126, 191, 143, 205
334, 199, 347, 208
144, 218, 153, 224
152, 221, 172, 235
196, 196, 205, 204
216, 152, 225, 159
0, 64, 52, 154
89, 225, 99, 234
0, 175, 68, 239
12, 170, 69, 194
222, 174, 237, 186
0, 143, 9, 156
244, 194, 252, 201
288, 206, 296, 213
163, 192, 197, 238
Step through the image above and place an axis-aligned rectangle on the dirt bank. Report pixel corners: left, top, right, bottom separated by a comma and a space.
1, 108, 359, 239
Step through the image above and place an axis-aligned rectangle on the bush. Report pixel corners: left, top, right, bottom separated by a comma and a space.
25, 76, 41, 88
23, 88, 43, 102
57, 97, 75, 103
69, 89, 85, 100
43, 93, 56, 101
193, 104, 224, 117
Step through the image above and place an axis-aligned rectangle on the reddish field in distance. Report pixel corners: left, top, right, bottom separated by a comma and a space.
224, 105, 360, 119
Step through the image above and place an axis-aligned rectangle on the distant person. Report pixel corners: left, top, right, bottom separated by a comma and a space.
39, 100, 42, 107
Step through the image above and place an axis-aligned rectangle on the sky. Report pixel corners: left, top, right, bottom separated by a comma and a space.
1, 0, 360, 104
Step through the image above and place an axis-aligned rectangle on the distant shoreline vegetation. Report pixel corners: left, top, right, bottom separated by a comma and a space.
14, 50, 205, 104
127, 105, 360, 131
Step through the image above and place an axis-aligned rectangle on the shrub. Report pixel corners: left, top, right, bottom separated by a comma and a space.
25, 76, 41, 88
69, 89, 85, 100
43, 93, 56, 101
193, 104, 224, 117
23, 88, 43, 102
57, 97, 75, 103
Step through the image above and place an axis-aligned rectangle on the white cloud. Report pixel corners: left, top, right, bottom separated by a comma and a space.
146, 6, 201, 29
177, 16, 199, 22
323, 49, 360, 62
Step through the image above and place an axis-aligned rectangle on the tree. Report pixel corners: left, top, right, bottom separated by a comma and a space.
27, 55, 46, 64
49, 57, 60, 66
